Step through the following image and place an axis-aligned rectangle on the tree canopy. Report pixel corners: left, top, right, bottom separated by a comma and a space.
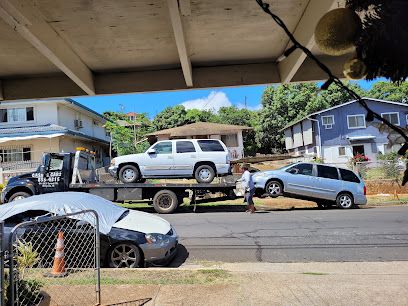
104, 81, 408, 156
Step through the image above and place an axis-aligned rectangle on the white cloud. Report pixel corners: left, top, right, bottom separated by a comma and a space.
181, 91, 232, 112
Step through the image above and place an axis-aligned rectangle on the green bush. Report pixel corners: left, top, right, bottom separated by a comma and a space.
377, 152, 403, 180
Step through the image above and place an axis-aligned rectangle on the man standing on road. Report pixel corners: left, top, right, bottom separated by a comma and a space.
239, 164, 256, 214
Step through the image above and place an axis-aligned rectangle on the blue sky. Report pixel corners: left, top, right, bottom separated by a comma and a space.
76, 78, 385, 118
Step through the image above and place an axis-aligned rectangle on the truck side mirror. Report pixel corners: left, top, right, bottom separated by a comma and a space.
147, 148, 156, 155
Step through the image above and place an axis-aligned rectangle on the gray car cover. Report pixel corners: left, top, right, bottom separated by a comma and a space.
0, 192, 128, 234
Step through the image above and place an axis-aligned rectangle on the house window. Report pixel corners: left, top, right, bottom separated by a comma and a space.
321, 115, 334, 129
338, 146, 346, 156
347, 114, 366, 129
0, 107, 34, 123
221, 134, 238, 147
0, 147, 31, 162
381, 112, 400, 125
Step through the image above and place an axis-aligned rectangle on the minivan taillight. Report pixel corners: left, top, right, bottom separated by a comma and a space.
363, 185, 366, 195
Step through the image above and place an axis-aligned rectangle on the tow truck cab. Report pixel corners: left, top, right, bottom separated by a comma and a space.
1, 150, 95, 203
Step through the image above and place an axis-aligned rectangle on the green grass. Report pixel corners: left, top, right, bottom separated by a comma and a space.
25, 269, 233, 286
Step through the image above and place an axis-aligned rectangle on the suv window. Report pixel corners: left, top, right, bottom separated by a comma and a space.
286, 163, 313, 176
317, 165, 339, 180
176, 141, 196, 153
339, 168, 360, 183
152, 142, 172, 154
197, 140, 224, 152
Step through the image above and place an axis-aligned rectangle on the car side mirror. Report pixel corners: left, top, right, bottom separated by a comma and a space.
147, 148, 156, 155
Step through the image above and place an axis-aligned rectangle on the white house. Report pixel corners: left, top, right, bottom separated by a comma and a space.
146, 122, 252, 160
0, 98, 110, 170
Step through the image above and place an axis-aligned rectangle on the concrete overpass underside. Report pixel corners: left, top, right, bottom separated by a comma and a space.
0, 0, 348, 100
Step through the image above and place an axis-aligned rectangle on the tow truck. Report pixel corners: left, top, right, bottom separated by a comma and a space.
1, 148, 237, 214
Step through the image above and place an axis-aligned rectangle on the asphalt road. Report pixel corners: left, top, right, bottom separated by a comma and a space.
162, 206, 408, 263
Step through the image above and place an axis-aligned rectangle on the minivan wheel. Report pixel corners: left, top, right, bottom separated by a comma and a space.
194, 165, 215, 183
119, 165, 140, 183
336, 193, 354, 209
265, 180, 283, 198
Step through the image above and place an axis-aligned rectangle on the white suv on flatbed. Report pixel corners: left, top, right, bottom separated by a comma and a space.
109, 139, 231, 183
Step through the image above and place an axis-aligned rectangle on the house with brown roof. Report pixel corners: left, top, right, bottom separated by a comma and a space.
147, 122, 252, 160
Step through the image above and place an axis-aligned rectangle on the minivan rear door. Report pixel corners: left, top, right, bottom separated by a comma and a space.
315, 165, 340, 200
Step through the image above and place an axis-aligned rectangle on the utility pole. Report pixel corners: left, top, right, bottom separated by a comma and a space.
244, 96, 247, 109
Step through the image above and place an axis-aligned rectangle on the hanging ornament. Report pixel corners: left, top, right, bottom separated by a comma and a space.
314, 8, 362, 56
343, 56, 367, 80
346, 0, 408, 83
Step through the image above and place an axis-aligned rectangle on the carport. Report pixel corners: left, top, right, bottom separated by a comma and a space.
0, 0, 345, 100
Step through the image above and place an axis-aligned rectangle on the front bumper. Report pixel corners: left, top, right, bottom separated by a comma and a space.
140, 232, 179, 266
108, 166, 118, 178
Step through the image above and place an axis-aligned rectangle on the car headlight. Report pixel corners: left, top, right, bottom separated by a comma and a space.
110, 158, 116, 166
145, 233, 170, 245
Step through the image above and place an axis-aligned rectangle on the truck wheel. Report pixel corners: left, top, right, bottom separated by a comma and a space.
153, 190, 178, 214
9, 191, 31, 202
119, 165, 140, 183
194, 165, 215, 183
336, 193, 354, 209
265, 180, 283, 198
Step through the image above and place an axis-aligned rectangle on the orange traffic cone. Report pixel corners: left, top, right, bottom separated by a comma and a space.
46, 231, 67, 277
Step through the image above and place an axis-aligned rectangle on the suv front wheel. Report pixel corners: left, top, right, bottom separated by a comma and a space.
119, 165, 141, 183
194, 165, 215, 183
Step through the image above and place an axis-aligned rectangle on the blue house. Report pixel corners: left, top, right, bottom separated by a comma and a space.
282, 98, 408, 164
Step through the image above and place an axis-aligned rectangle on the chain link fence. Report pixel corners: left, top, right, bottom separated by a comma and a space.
6, 210, 100, 306
352, 160, 406, 181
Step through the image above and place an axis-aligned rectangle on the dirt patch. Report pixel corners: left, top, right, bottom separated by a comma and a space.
365, 179, 408, 195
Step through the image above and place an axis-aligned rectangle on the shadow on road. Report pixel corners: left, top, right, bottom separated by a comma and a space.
168, 244, 189, 267
127, 203, 371, 214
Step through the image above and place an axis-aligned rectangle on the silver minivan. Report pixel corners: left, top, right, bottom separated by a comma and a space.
252, 162, 367, 209
109, 139, 231, 183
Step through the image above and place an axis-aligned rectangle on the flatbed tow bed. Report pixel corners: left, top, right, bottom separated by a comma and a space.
2, 149, 238, 214
70, 182, 237, 213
